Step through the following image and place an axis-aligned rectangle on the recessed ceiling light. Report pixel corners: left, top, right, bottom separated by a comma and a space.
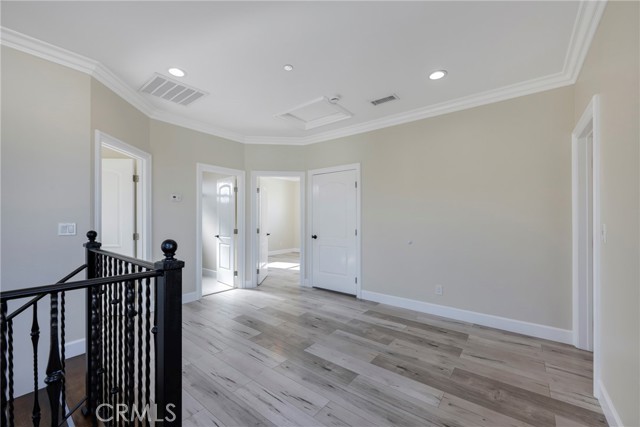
168, 68, 186, 77
429, 70, 447, 80
283, 64, 294, 72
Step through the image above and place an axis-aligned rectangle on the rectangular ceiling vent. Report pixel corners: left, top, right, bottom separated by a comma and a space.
370, 94, 399, 106
139, 73, 208, 106
276, 97, 353, 130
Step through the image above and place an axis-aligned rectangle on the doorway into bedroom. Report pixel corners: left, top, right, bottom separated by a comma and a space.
197, 164, 246, 298
252, 172, 305, 288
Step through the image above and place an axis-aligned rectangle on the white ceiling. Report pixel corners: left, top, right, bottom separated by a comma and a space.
1, 1, 603, 145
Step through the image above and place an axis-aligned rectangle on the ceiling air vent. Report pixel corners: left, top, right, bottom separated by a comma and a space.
276, 97, 353, 130
139, 73, 208, 106
370, 94, 399, 106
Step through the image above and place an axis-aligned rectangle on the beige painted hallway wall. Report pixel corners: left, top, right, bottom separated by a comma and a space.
306, 86, 575, 330
1, 46, 91, 396
573, 2, 640, 425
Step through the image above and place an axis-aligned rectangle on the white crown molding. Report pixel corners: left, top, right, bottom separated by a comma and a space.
563, 0, 608, 83
1, 1, 606, 146
149, 110, 246, 143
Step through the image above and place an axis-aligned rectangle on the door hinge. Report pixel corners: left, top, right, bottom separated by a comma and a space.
257, 227, 260, 234
355, 181, 357, 188
234, 186, 238, 193
234, 228, 238, 235
257, 187, 260, 194
133, 232, 140, 241
355, 277, 358, 284
355, 229, 357, 236
133, 174, 140, 183
257, 268, 260, 275
234, 271, 238, 277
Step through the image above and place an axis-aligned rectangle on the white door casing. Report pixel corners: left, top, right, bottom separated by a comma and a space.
101, 158, 136, 257
257, 183, 269, 284
250, 171, 306, 288
571, 95, 601, 396
95, 130, 152, 261
216, 176, 236, 286
311, 168, 358, 295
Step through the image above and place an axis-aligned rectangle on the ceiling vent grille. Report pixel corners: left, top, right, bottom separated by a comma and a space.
370, 94, 399, 106
276, 97, 353, 130
139, 73, 208, 106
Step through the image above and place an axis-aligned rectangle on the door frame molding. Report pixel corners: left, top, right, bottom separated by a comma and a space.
250, 171, 306, 288
308, 163, 361, 298
571, 95, 601, 394
196, 163, 246, 299
94, 130, 152, 260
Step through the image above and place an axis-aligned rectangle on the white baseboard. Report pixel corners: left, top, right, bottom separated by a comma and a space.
360, 290, 573, 344
202, 268, 217, 278
596, 380, 624, 426
65, 338, 86, 358
268, 248, 300, 256
182, 291, 199, 304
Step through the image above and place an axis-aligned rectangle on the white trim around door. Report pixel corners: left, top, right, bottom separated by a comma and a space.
94, 130, 152, 261
307, 163, 361, 298
196, 163, 246, 299
250, 171, 306, 288
571, 95, 601, 396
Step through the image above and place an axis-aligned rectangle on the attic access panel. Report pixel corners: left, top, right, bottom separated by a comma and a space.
277, 97, 353, 130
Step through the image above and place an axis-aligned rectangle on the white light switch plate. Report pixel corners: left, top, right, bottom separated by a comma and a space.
58, 223, 76, 236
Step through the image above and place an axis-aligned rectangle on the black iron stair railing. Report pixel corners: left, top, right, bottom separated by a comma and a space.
0, 231, 184, 426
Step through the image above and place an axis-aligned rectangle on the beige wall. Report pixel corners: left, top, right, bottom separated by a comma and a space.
306, 87, 575, 329
150, 120, 245, 294
91, 79, 150, 153
573, 2, 640, 425
1, 46, 91, 395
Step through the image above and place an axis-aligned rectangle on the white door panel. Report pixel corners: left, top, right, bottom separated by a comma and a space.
312, 169, 357, 295
102, 159, 135, 257
217, 177, 236, 286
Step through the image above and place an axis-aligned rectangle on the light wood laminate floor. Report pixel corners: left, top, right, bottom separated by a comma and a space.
182, 253, 605, 427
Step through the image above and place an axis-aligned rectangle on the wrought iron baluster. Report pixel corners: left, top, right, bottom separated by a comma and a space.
136, 271, 143, 418
60, 291, 66, 413
144, 277, 151, 423
89, 286, 101, 425
1, 301, 7, 427
8, 317, 14, 426
125, 277, 136, 419
117, 260, 124, 426
31, 302, 41, 427
45, 292, 63, 427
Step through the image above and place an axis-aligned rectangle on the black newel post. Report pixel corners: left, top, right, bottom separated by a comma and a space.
154, 240, 184, 426
83, 231, 101, 418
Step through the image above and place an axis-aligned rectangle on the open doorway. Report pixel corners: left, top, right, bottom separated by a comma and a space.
251, 171, 305, 288
196, 164, 245, 298
94, 131, 151, 260
572, 95, 601, 393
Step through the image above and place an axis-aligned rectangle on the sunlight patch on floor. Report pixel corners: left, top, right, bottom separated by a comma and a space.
267, 261, 300, 270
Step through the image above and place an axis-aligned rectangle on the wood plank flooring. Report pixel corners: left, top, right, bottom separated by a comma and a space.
182, 253, 606, 427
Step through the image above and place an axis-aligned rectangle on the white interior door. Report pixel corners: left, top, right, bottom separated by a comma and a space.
102, 159, 136, 257
217, 177, 236, 286
257, 184, 269, 284
311, 169, 357, 295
